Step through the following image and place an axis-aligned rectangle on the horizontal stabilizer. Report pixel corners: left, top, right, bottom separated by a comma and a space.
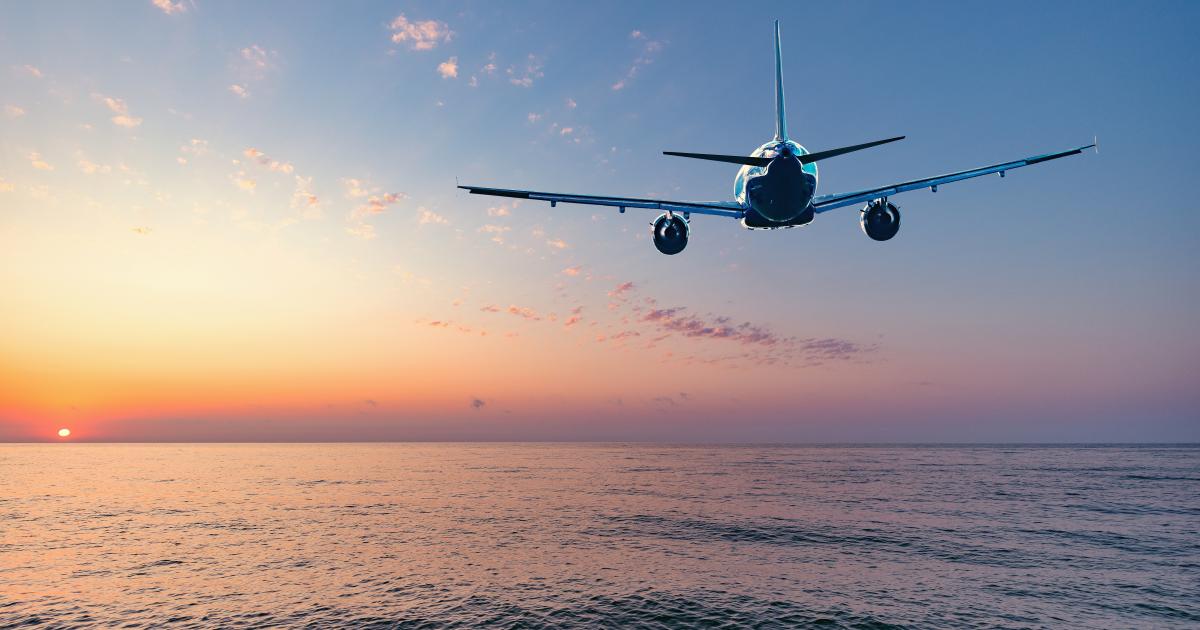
797, 136, 905, 164
662, 151, 772, 167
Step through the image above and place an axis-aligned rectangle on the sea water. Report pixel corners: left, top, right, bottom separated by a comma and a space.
1, 444, 1197, 628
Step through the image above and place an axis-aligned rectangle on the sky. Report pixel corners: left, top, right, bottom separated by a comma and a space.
1, 1, 1197, 442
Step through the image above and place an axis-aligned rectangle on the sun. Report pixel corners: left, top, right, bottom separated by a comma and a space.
57, 428, 71, 438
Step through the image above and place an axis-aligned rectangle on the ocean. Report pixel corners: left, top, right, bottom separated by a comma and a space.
1, 444, 1197, 628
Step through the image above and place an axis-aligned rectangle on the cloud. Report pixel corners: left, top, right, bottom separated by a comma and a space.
480, 305, 501, 313
111, 115, 142, 128
93, 93, 143, 127
4, 105, 25, 118
470, 398, 486, 410
559, 127, 574, 136
151, 0, 186, 14
417, 207, 448, 225
389, 14, 452, 51
507, 54, 544, 87
241, 45, 273, 71
357, 192, 405, 217
234, 175, 256, 191
29, 152, 53, 171
566, 97, 577, 109
527, 112, 542, 123
608, 281, 635, 297
20, 64, 43, 78
131, 226, 152, 235
437, 56, 458, 78
506, 305, 540, 320
561, 266, 582, 276
228, 84, 249, 99
342, 178, 371, 198
291, 176, 320, 218
478, 224, 510, 244
487, 204, 512, 217
0, 179, 14, 192
346, 223, 376, 240
76, 153, 111, 175
612, 35, 665, 90
242, 147, 294, 174
546, 238, 568, 249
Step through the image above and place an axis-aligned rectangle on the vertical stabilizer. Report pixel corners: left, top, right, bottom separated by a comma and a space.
773, 20, 788, 142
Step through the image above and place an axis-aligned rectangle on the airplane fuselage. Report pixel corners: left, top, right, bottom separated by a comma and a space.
735, 140, 818, 229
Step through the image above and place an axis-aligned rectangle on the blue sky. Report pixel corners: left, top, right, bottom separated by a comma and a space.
1, 1, 1197, 441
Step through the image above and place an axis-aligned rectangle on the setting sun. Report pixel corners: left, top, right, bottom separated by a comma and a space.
57, 428, 70, 438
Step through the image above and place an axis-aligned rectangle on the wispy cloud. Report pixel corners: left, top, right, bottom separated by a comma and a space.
478, 224, 511, 244
561, 266, 582, 277
4, 105, 25, 118
612, 32, 664, 91
389, 14, 452, 51
228, 84, 249, 99
437, 56, 458, 79
242, 147, 294, 174
546, 238, 568, 250
19, 64, 43, 79
417, 207, 449, 225
29, 152, 53, 171
93, 93, 143, 128
151, 0, 186, 15
608, 281, 635, 298
507, 54, 544, 87
506, 305, 540, 320
76, 152, 111, 175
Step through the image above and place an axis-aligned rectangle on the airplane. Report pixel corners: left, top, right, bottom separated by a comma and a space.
459, 21, 1094, 255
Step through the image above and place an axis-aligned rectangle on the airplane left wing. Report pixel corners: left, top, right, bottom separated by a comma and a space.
812, 143, 1095, 213
458, 185, 745, 219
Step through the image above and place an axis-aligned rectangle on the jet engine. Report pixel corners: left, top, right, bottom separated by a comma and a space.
860, 199, 900, 241
651, 212, 689, 255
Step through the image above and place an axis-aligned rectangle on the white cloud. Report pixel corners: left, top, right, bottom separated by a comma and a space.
389, 14, 452, 51
228, 84, 249, 99
112, 115, 142, 128
29, 152, 53, 171
417, 207, 449, 225
566, 97, 577, 109
5, 105, 25, 118
507, 54, 544, 87
241, 45, 272, 70
93, 93, 143, 127
546, 238, 568, 249
437, 56, 458, 79
342, 177, 370, 198
151, 0, 186, 15
613, 36, 665, 91
527, 112, 542, 123
20, 64, 43, 78
487, 205, 511, 217
76, 153, 111, 175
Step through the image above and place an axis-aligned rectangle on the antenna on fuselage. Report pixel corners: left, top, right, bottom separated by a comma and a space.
773, 20, 788, 142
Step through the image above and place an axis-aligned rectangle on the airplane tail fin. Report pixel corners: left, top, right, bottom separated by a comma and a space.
774, 20, 788, 142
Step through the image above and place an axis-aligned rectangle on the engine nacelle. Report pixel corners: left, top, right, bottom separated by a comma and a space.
651, 213, 689, 255
860, 199, 901, 241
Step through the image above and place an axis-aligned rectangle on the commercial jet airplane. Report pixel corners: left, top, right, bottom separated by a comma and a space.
459, 21, 1094, 255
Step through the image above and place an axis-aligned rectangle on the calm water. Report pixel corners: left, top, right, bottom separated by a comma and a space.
1, 444, 1197, 629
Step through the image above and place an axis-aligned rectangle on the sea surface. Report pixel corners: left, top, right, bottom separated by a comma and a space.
1, 444, 1197, 629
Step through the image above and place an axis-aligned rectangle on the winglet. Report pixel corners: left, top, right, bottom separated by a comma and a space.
773, 20, 788, 142
1094, 135, 1099, 154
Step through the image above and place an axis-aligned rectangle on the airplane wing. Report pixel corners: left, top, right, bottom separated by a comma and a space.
457, 185, 745, 218
811, 143, 1095, 213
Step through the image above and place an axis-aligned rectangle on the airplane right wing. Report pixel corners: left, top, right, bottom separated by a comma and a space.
812, 143, 1095, 213
458, 185, 746, 219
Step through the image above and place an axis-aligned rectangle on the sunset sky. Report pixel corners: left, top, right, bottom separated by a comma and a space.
2, 1, 1197, 442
